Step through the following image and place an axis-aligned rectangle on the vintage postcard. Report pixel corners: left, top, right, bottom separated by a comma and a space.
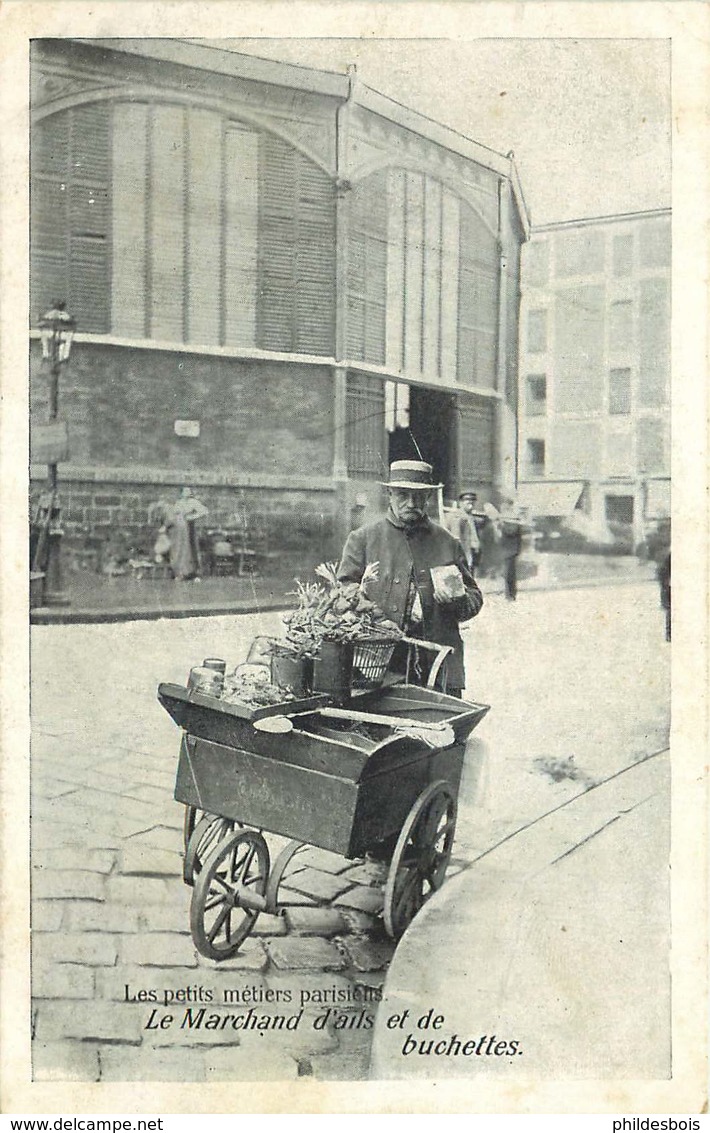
1, 0, 707, 1117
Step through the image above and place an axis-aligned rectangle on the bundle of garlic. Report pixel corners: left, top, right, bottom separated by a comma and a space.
273, 561, 402, 660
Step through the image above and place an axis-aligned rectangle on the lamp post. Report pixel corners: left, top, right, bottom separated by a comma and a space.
37, 301, 76, 606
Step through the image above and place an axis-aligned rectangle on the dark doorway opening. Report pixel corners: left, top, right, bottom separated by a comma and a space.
387, 387, 455, 495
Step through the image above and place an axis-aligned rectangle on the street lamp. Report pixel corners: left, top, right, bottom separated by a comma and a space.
36, 301, 76, 606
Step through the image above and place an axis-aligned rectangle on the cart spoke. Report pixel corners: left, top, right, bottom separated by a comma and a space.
207, 900, 233, 943
239, 841, 258, 881
203, 892, 226, 912
210, 873, 232, 896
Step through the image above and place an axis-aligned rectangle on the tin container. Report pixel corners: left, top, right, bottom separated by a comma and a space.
202, 658, 227, 674
188, 665, 224, 697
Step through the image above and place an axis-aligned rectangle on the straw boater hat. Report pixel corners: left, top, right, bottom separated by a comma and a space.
381, 460, 443, 490
458, 488, 478, 501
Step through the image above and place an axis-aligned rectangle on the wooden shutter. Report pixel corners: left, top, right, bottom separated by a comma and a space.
224, 125, 259, 347
258, 136, 335, 355
347, 171, 387, 364
403, 173, 424, 374
150, 106, 186, 342
186, 108, 223, 346
112, 103, 149, 337
296, 159, 336, 355
457, 394, 494, 486
457, 204, 498, 389
346, 373, 386, 476
31, 104, 110, 332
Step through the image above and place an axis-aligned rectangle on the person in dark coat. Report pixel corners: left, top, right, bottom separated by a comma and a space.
499, 496, 524, 601
658, 551, 671, 642
337, 460, 483, 696
444, 490, 482, 570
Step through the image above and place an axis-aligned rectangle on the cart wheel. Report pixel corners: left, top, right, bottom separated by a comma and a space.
183, 805, 200, 854
190, 829, 270, 961
265, 839, 306, 914
183, 813, 236, 886
383, 781, 457, 940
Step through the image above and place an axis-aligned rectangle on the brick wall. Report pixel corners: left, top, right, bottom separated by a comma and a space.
30, 342, 334, 476
30, 341, 342, 566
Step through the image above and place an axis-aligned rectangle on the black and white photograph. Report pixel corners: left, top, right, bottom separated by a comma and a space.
1, 2, 707, 1118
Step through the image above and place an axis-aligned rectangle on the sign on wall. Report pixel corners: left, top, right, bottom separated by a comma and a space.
30, 420, 69, 464
174, 420, 200, 438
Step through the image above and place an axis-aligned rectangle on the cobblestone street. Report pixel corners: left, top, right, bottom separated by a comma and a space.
29, 581, 670, 1082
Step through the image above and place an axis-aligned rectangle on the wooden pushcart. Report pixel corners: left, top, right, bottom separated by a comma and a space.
158, 639, 489, 960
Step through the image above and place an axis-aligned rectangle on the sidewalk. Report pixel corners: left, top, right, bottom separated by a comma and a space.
369, 748, 670, 1080
30, 552, 657, 625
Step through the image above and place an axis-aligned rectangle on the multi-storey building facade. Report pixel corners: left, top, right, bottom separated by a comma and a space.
517, 209, 670, 548
30, 39, 528, 557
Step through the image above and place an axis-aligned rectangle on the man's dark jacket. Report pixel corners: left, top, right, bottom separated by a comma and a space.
337, 511, 483, 690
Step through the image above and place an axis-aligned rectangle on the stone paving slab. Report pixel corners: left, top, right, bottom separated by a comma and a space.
33, 932, 119, 968
334, 886, 385, 915
33, 963, 96, 1000
337, 936, 395, 973
265, 937, 348, 972
285, 907, 348, 937
138, 903, 193, 934
250, 912, 288, 936
297, 847, 352, 874
339, 861, 389, 887
126, 825, 184, 853
99, 1045, 208, 1082
33, 1040, 102, 1082
31, 779, 83, 801
285, 868, 355, 902
120, 932, 200, 969
277, 887, 316, 906
68, 788, 158, 825
34, 1000, 145, 1045
31, 821, 86, 851
203, 1044, 298, 1080
33, 848, 117, 874
105, 875, 176, 905
33, 869, 107, 904
64, 902, 143, 934
33, 901, 67, 932
339, 909, 380, 934
195, 940, 268, 973
120, 844, 183, 877
122, 784, 173, 807
264, 970, 357, 1005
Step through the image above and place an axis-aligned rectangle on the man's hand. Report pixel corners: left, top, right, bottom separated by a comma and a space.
432, 579, 456, 605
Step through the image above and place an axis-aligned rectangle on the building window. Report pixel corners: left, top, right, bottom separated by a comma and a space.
639, 221, 671, 269
526, 438, 545, 477
524, 239, 549, 287
637, 417, 666, 474
605, 495, 634, 525
613, 233, 633, 277
555, 228, 605, 277
527, 309, 547, 353
609, 367, 632, 415
526, 374, 547, 416
609, 300, 633, 355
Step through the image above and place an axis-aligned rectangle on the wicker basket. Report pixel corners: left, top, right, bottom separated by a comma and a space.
312, 637, 398, 705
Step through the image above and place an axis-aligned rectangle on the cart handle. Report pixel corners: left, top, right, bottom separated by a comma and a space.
399, 636, 454, 690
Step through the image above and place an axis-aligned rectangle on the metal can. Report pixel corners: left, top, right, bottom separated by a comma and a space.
202, 658, 227, 674
188, 666, 224, 697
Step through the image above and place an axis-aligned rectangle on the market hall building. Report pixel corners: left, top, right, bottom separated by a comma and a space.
30, 39, 529, 561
